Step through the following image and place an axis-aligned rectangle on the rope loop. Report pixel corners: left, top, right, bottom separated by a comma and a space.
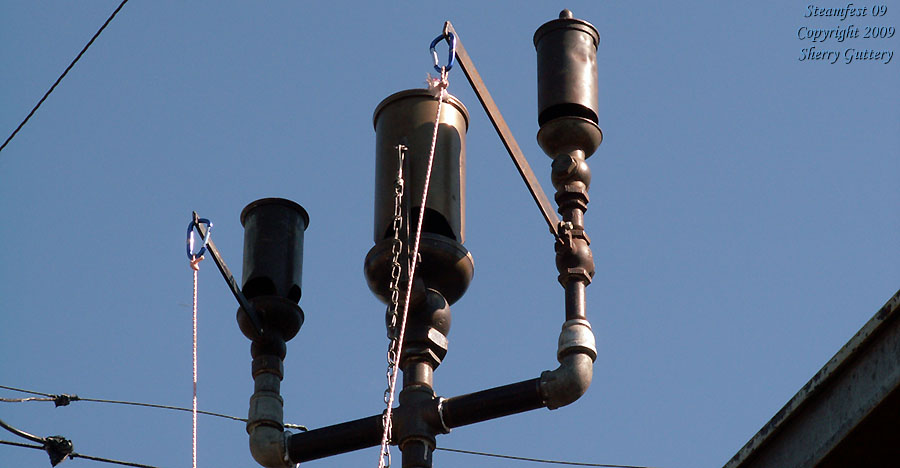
430, 32, 456, 73
186, 217, 212, 260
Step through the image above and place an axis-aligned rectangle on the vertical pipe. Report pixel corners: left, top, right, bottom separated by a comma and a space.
565, 280, 586, 320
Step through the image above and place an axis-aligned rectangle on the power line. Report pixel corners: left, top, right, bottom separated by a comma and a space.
0, 385, 307, 431
0, 440, 159, 468
0, 385, 53, 397
435, 447, 662, 468
0, 417, 44, 444
0, 0, 130, 154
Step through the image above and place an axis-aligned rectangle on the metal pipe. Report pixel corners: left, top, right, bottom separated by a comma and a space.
402, 360, 435, 390
439, 378, 544, 428
540, 351, 594, 410
247, 363, 292, 467
565, 281, 586, 320
287, 415, 384, 462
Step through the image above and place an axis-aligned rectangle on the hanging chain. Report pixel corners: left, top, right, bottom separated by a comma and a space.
377, 67, 449, 468
379, 144, 406, 468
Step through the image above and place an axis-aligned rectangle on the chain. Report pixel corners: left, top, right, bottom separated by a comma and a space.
379, 144, 406, 468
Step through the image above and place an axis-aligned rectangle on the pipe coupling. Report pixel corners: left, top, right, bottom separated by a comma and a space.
557, 318, 597, 362
248, 390, 285, 432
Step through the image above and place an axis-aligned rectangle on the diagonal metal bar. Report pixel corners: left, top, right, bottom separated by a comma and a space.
443, 21, 560, 239
192, 212, 264, 335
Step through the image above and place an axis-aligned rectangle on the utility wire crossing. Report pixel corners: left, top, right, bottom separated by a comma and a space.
0, 385, 307, 431
0, 0, 130, 154
3, 385, 660, 467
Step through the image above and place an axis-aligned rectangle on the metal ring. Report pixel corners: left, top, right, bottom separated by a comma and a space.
186, 218, 212, 259
429, 32, 456, 73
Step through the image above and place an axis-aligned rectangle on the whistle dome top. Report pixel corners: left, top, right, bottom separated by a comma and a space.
373, 89, 469, 130
533, 10, 600, 48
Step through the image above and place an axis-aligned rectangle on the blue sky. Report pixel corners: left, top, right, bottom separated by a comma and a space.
2, 2, 898, 467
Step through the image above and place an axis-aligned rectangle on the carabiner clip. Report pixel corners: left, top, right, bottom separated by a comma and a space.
429, 32, 456, 73
186, 216, 213, 259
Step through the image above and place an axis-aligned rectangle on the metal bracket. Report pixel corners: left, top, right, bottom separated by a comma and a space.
191, 211, 265, 335
442, 21, 561, 239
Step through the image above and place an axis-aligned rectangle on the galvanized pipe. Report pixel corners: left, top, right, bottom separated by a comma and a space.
247, 354, 293, 468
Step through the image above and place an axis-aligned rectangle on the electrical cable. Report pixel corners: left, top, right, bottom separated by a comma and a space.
0, 0, 130, 154
0, 440, 159, 468
435, 447, 662, 468
0, 385, 307, 430
0, 417, 45, 444
0, 385, 54, 397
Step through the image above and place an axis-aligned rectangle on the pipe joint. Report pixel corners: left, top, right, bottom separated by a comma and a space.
247, 388, 285, 432
540, 320, 596, 410
555, 224, 594, 286
248, 357, 293, 467
248, 425, 295, 468
557, 318, 597, 362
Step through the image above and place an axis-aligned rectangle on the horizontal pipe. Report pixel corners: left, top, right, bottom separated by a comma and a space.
287, 414, 384, 462
440, 378, 544, 428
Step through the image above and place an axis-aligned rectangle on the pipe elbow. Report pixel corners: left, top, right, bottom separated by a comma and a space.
539, 319, 596, 409
247, 371, 293, 467
540, 353, 594, 409
249, 425, 293, 468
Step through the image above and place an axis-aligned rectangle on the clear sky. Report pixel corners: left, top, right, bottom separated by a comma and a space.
2, 2, 898, 468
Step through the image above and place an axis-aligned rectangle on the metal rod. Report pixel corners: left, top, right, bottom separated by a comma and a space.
442, 21, 561, 239
191, 212, 264, 335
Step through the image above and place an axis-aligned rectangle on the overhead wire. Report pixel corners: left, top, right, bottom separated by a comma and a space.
435, 447, 662, 468
0, 385, 307, 431
0, 0, 130, 154
0, 440, 159, 468
0, 417, 45, 444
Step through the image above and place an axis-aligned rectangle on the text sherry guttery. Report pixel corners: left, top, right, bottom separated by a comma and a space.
798, 4, 894, 64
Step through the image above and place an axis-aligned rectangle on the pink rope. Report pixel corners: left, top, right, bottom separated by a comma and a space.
190, 255, 203, 468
